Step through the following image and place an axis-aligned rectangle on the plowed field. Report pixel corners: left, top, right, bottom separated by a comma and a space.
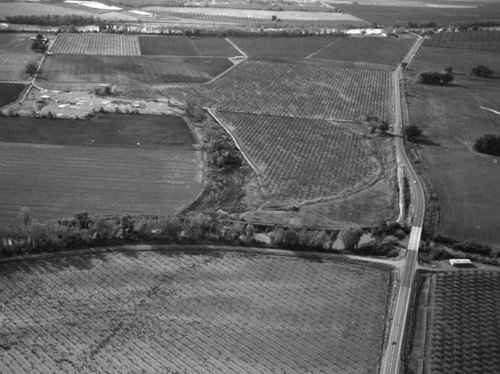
0, 114, 203, 224
0, 250, 392, 374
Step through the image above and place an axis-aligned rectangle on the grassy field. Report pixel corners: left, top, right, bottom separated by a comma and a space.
312, 36, 413, 66
230, 36, 339, 60
0, 114, 203, 224
423, 31, 500, 51
335, 3, 500, 26
406, 271, 500, 374
139, 36, 238, 56
406, 46, 500, 244
0, 33, 34, 54
51, 34, 141, 55
0, 34, 38, 81
216, 111, 381, 205
39, 55, 233, 85
0, 54, 38, 81
148, 59, 393, 121
0, 83, 25, 106
0, 250, 392, 373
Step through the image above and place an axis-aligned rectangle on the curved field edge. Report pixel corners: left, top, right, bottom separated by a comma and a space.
214, 111, 382, 206
0, 248, 394, 374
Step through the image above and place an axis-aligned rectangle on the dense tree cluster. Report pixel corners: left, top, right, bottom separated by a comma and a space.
473, 134, 500, 156
471, 65, 493, 77
31, 33, 48, 53
5, 14, 104, 26
418, 71, 454, 85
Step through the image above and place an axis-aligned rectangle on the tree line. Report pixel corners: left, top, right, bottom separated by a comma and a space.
5, 15, 105, 26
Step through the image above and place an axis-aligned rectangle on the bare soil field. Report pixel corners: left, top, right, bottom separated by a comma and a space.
38, 55, 233, 85
406, 46, 500, 244
0, 114, 203, 224
423, 30, 500, 51
216, 111, 381, 205
405, 271, 500, 374
0, 83, 25, 107
335, 3, 500, 25
139, 35, 238, 56
230, 36, 339, 60
0, 250, 392, 374
312, 36, 413, 66
140, 59, 393, 121
51, 34, 141, 55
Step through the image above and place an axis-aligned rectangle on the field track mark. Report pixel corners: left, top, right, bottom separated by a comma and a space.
226, 38, 248, 57
306, 37, 341, 59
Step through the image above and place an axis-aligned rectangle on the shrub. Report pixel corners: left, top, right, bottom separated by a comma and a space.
471, 65, 493, 77
269, 227, 285, 246
357, 241, 398, 257
95, 86, 112, 96
186, 99, 206, 122
452, 241, 492, 256
418, 71, 454, 85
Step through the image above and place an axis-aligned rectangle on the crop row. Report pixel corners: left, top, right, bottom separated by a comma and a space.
216, 111, 380, 203
0, 251, 390, 373
50, 34, 141, 55
163, 59, 393, 121
429, 272, 500, 374
146, 8, 270, 24
424, 31, 500, 51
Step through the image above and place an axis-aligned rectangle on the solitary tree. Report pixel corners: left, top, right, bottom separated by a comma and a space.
471, 65, 493, 77
25, 62, 39, 77
378, 121, 390, 134
404, 124, 422, 141
444, 66, 453, 74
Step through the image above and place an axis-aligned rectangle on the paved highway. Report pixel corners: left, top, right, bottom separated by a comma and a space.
379, 36, 425, 374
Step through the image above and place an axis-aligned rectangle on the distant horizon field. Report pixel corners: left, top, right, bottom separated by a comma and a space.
0, 114, 203, 225
335, 2, 500, 25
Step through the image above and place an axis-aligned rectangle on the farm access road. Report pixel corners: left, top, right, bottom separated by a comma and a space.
380, 35, 425, 374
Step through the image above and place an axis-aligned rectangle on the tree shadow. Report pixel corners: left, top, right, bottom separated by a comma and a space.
414, 136, 440, 146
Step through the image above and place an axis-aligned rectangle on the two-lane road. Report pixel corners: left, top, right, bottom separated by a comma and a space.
380, 36, 425, 374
